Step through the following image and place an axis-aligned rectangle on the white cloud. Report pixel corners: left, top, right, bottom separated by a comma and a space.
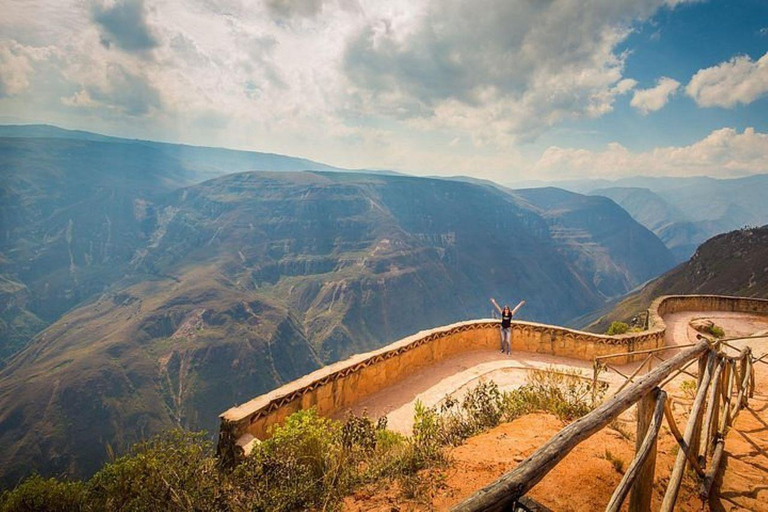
343, 0, 681, 142
630, 76, 680, 114
531, 127, 768, 179
0, 42, 34, 97
0, 1, 680, 138
686, 52, 768, 108
0, 40, 59, 97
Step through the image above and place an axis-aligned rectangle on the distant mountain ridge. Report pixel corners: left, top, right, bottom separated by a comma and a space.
512, 187, 674, 299
532, 175, 768, 262
0, 124, 342, 182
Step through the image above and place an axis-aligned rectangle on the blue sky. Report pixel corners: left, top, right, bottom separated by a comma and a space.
0, 0, 766, 183
543, 0, 768, 152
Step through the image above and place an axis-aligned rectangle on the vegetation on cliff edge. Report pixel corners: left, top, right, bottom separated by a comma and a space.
0, 370, 603, 511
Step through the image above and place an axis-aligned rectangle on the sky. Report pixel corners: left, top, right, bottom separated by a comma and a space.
0, 0, 767, 183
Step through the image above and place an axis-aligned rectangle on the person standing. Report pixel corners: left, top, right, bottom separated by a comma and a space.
490, 298, 525, 355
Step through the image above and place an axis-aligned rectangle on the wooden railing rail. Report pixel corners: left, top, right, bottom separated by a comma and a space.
453, 335, 759, 512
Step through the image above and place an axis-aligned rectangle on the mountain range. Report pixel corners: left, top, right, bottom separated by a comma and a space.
522, 175, 768, 262
0, 125, 675, 484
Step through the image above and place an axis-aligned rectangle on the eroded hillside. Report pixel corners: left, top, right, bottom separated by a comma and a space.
587, 225, 768, 332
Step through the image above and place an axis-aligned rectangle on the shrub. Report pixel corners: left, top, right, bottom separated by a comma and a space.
0, 372, 605, 511
510, 368, 604, 422
231, 408, 347, 511
437, 381, 507, 445
0, 475, 88, 512
87, 430, 223, 511
709, 325, 725, 338
341, 411, 378, 453
411, 401, 445, 467
606, 321, 629, 335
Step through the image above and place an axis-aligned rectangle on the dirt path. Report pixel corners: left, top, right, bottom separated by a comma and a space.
342, 311, 768, 511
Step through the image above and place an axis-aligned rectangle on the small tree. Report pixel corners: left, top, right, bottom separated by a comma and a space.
607, 321, 629, 335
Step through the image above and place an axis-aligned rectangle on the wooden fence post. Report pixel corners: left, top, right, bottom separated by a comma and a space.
739, 351, 749, 409
700, 359, 724, 462
628, 388, 661, 512
660, 351, 715, 512
720, 361, 732, 427
749, 361, 756, 399
690, 355, 708, 459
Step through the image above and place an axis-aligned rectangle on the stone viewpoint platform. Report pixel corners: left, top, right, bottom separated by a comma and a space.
217, 295, 768, 466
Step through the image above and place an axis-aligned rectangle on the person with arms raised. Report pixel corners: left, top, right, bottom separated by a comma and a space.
490, 298, 525, 355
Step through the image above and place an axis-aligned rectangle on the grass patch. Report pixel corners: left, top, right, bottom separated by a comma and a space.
1, 370, 604, 511
709, 324, 725, 338
604, 449, 625, 474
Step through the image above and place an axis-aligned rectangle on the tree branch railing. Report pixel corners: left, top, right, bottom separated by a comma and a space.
453, 334, 759, 512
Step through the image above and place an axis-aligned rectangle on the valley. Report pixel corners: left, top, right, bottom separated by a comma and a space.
0, 128, 676, 484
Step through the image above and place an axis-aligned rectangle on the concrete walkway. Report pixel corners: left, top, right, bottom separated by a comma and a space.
336, 349, 626, 433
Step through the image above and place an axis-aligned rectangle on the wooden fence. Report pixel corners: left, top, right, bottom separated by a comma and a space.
453, 334, 762, 511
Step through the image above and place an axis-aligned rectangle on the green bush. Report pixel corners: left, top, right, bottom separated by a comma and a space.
606, 321, 629, 335
514, 369, 602, 421
231, 408, 348, 511
87, 430, 223, 511
680, 378, 697, 399
709, 325, 725, 338
0, 475, 88, 512
411, 401, 445, 467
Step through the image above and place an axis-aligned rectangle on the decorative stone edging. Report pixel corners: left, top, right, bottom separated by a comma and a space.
216, 294, 768, 465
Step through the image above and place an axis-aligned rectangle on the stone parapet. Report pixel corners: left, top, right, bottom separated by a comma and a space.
217, 294, 768, 465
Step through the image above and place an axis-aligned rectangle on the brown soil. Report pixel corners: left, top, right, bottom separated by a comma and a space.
343, 312, 768, 511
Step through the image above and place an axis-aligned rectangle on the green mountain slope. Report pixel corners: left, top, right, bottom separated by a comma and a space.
585, 225, 768, 333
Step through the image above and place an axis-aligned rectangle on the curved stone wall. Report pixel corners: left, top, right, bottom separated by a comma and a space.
217, 294, 768, 464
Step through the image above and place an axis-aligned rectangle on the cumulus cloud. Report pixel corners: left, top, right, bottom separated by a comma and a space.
91, 0, 158, 53
0, 40, 59, 98
630, 76, 680, 114
532, 127, 768, 179
0, 42, 34, 97
343, 0, 683, 141
62, 63, 161, 116
686, 52, 768, 108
